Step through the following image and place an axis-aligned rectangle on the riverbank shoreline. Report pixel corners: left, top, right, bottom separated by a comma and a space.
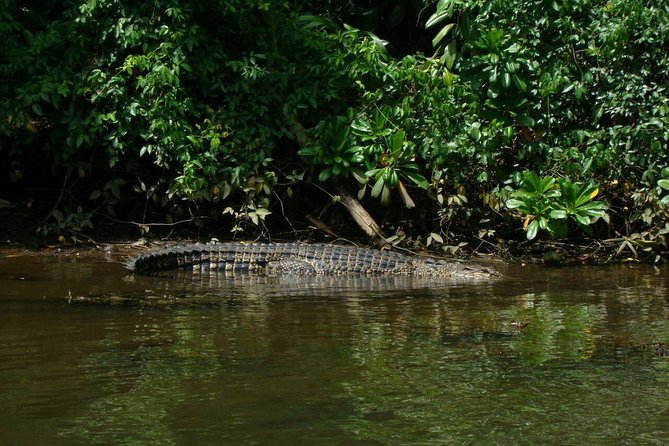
1, 203, 663, 266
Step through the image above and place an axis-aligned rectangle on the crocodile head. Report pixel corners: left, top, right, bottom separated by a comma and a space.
414, 258, 501, 279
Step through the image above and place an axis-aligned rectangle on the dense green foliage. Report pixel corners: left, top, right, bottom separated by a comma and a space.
506, 172, 608, 240
1, 0, 668, 256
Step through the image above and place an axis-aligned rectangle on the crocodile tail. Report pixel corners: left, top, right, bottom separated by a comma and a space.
129, 244, 208, 274
130, 249, 180, 273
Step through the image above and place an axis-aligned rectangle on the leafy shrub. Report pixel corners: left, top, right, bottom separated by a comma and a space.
506, 172, 608, 240
1, 0, 667, 250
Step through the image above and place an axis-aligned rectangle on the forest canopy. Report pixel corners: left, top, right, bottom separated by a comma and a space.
1, 0, 668, 259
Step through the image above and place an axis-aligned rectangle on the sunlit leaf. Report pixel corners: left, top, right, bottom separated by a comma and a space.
550, 209, 567, 219
429, 232, 444, 244
425, 10, 451, 29
398, 181, 415, 208
506, 198, 525, 209
404, 171, 429, 189
432, 23, 455, 48
371, 176, 384, 198
381, 184, 391, 205
526, 220, 539, 240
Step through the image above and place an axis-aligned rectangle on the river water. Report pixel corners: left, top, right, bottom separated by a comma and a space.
1, 246, 668, 445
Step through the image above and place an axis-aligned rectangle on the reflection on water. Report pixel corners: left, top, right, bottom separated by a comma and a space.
0, 249, 668, 444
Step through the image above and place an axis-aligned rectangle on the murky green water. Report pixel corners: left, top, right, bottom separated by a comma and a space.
1, 247, 668, 445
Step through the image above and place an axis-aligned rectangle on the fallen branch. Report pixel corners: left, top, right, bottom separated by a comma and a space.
333, 181, 385, 243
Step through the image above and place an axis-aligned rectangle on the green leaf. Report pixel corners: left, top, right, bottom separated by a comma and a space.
518, 115, 535, 127
526, 220, 539, 240
432, 23, 455, 48
658, 179, 669, 190
333, 127, 350, 153
381, 184, 391, 205
549, 209, 567, 219
425, 10, 452, 29
436, 0, 453, 12
366, 168, 383, 178
512, 74, 527, 92
371, 176, 385, 198
318, 168, 332, 182
429, 232, 444, 243
404, 171, 429, 189
501, 71, 511, 89
505, 61, 519, 73
389, 170, 399, 188
349, 154, 364, 164
574, 214, 590, 226
296, 14, 338, 30
351, 168, 367, 184
505, 198, 525, 209
389, 130, 405, 153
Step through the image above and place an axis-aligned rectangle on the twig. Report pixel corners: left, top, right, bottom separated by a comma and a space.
41, 165, 72, 224
100, 213, 203, 227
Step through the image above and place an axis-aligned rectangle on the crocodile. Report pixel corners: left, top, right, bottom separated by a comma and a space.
128, 242, 500, 280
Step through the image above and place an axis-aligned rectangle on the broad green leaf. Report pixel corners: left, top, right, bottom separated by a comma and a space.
371, 176, 384, 198
366, 169, 382, 179
658, 179, 669, 190
549, 209, 567, 219
505, 61, 519, 73
389, 170, 399, 188
349, 154, 364, 164
343, 146, 362, 156
487, 83, 500, 99
432, 23, 455, 48
505, 198, 525, 209
404, 171, 429, 189
512, 74, 527, 92
400, 162, 421, 172
318, 168, 332, 182
296, 14, 338, 30
518, 115, 535, 128
425, 11, 451, 29
444, 40, 457, 70
398, 181, 415, 208
390, 130, 405, 153
333, 127, 350, 152
574, 214, 590, 226
381, 184, 391, 205
526, 220, 539, 240
429, 232, 444, 243
501, 71, 511, 89
436, 0, 453, 13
